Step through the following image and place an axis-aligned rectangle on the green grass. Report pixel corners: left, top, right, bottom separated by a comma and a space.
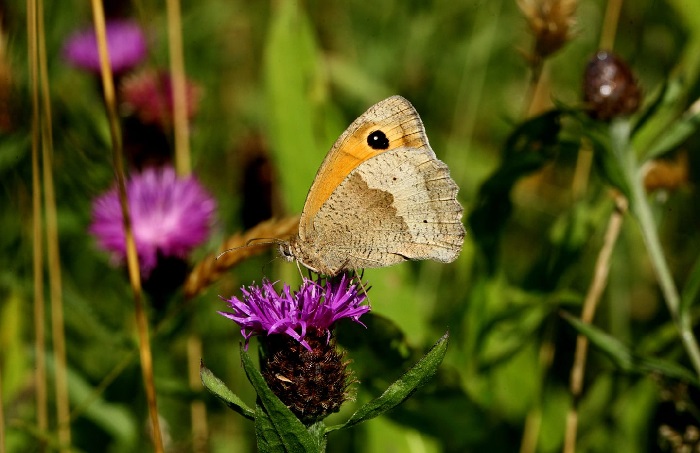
4, 0, 700, 451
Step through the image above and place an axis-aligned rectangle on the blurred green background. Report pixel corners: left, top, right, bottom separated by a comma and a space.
3, 0, 700, 451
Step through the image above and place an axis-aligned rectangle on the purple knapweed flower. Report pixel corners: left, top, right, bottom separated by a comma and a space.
220, 275, 370, 351
63, 19, 147, 74
90, 167, 216, 275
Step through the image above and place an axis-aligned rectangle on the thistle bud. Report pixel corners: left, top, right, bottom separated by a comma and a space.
583, 51, 642, 121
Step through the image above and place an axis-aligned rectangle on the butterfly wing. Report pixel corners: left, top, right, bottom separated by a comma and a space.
298, 95, 427, 240
293, 96, 464, 275
306, 145, 464, 274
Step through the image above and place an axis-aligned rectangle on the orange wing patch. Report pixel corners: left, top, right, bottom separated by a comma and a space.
299, 96, 428, 236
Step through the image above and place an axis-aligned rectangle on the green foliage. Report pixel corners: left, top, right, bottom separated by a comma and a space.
328, 332, 449, 432
562, 312, 699, 385
200, 363, 255, 420
200, 332, 448, 452
6, 0, 700, 451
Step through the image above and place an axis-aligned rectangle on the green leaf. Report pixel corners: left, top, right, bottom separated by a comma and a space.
327, 332, 449, 432
263, 0, 324, 211
681, 254, 700, 318
255, 402, 285, 452
241, 348, 324, 452
200, 361, 255, 421
643, 104, 700, 161
631, 76, 685, 159
478, 302, 550, 369
581, 121, 632, 200
631, 80, 670, 136
48, 355, 138, 448
561, 312, 699, 385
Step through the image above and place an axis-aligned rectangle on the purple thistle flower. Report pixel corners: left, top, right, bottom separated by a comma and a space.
220, 275, 370, 351
90, 167, 216, 275
63, 19, 147, 74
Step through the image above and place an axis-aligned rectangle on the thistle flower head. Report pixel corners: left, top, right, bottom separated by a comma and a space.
90, 167, 216, 275
221, 275, 369, 423
63, 19, 147, 74
219, 275, 370, 351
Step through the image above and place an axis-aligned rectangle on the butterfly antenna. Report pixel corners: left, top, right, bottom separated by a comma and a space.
215, 237, 282, 260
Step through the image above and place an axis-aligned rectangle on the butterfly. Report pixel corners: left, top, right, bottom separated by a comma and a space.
280, 95, 465, 276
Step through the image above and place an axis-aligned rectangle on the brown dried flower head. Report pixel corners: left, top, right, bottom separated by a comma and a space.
518, 0, 577, 59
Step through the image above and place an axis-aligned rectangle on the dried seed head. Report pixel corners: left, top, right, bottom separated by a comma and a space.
583, 50, 642, 121
518, 0, 577, 60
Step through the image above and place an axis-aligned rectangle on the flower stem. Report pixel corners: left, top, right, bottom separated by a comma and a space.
611, 120, 700, 378
90, 1, 164, 451
564, 194, 627, 453
166, 0, 191, 176
38, 0, 71, 446
27, 0, 49, 443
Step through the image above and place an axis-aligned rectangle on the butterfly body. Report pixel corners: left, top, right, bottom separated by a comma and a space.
281, 96, 465, 276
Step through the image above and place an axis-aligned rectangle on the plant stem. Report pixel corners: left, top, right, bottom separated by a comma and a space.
90, 1, 164, 451
27, 0, 49, 444
612, 120, 700, 378
599, 0, 623, 50
166, 0, 191, 176
564, 194, 627, 453
38, 0, 71, 446
188, 334, 208, 452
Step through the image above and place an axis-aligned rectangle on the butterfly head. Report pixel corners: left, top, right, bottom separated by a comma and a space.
278, 240, 296, 263
279, 236, 330, 275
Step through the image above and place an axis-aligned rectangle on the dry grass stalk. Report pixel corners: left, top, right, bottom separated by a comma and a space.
184, 215, 300, 298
